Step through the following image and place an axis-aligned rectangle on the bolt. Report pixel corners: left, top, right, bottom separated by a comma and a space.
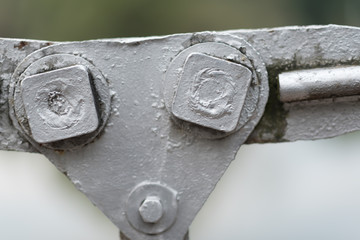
171, 52, 253, 133
138, 196, 164, 224
126, 182, 178, 234
20, 65, 99, 143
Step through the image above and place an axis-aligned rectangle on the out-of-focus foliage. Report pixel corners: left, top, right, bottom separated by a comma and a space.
0, 0, 359, 41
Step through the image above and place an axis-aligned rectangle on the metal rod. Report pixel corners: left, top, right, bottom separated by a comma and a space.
279, 66, 360, 102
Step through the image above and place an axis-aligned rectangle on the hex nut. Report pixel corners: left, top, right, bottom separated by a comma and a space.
172, 53, 252, 132
20, 65, 99, 143
138, 196, 164, 224
126, 182, 178, 235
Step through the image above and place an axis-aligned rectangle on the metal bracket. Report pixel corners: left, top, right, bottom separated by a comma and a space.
4, 32, 268, 240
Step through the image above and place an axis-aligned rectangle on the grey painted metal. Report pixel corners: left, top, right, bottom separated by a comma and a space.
10, 52, 111, 150
120, 231, 190, 240
126, 182, 178, 235
164, 35, 267, 140
0, 39, 54, 153
279, 66, 360, 102
138, 196, 164, 224
20, 65, 99, 143
1, 25, 360, 239
232, 25, 360, 143
4, 32, 268, 240
172, 52, 252, 132
1, 25, 360, 152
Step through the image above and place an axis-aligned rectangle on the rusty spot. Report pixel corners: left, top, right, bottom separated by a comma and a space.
55, 149, 65, 155
63, 171, 69, 178
14, 41, 29, 50
40, 42, 54, 48
128, 41, 140, 47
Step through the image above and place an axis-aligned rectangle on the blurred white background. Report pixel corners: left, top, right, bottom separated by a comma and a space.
1, 132, 360, 240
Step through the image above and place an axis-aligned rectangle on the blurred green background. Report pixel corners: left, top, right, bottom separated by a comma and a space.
1, 0, 360, 240
0, 0, 359, 41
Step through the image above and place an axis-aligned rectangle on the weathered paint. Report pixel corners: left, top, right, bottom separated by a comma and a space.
1, 25, 360, 240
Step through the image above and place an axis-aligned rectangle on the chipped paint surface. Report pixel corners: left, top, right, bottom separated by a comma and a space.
0, 39, 53, 152
172, 52, 252, 132
2, 33, 267, 240
20, 65, 99, 143
2, 25, 360, 240
2, 25, 360, 152
231, 25, 360, 143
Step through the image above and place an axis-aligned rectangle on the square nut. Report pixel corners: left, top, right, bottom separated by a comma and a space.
21, 65, 99, 143
172, 53, 252, 132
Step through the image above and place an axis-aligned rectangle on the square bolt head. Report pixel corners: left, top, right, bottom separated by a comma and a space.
21, 65, 99, 143
172, 53, 252, 132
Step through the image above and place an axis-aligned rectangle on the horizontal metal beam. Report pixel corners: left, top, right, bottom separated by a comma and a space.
2, 25, 360, 152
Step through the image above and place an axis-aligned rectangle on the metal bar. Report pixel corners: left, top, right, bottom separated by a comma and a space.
279, 66, 360, 102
